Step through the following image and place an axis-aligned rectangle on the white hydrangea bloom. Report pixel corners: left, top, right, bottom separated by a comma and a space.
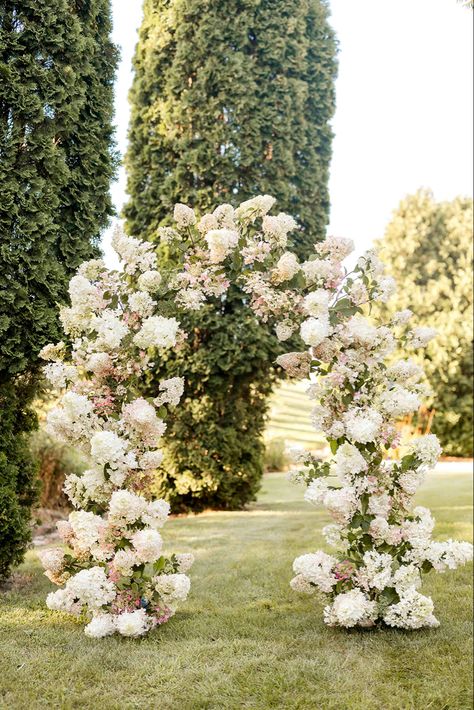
173, 203, 196, 228
293, 551, 337, 593
90, 430, 128, 469
176, 553, 195, 573
409, 434, 442, 470
304, 477, 330, 506
84, 352, 113, 377
426, 540, 473, 572
367, 492, 392, 518
290, 574, 315, 594
392, 309, 413, 325
274, 252, 300, 281
108, 490, 148, 524
78, 259, 106, 280
379, 386, 421, 417
142, 499, 170, 529
46, 391, 97, 445
62, 567, 116, 612
128, 291, 156, 317
333, 443, 367, 481
344, 314, 379, 347
68, 274, 102, 311
137, 270, 162, 292
383, 590, 438, 629
392, 564, 421, 594
84, 614, 116, 638
197, 213, 219, 233
213, 203, 236, 228
91, 310, 129, 351
402, 506, 435, 547
343, 407, 383, 444
39, 341, 65, 361
324, 590, 377, 628
375, 275, 397, 302
408, 326, 437, 348
275, 321, 295, 342
322, 524, 345, 548
302, 289, 330, 317
387, 358, 424, 383
115, 609, 150, 637
323, 486, 358, 524
205, 228, 239, 263
357, 550, 393, 591
300, 317, 331, 347
317, 235, 354, 261
69, 510, 104, 552
43, 362, 78, 389
154, 377, 185, 407
122, 398, 166, 444
133, 316, 179, 349
261, 212, 297, 247
235, 195, 276, 222
301, 258, 333, 285
153, 573, 191, 604
398, 469, 424, 495
139, 450, 164, 470
37, 548, 65, 574
111, 227, 157, 274
131, 529, 163, 563
112, 549, 139, 577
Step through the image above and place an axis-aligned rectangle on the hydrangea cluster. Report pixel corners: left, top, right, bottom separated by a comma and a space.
40, 196, 472, 635
158, 196, 472, 630
39, 230, 194, 638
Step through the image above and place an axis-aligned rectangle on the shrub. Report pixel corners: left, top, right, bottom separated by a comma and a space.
0, 379, 39, 580
264, 438, 289, 472
0, 0, 117, 577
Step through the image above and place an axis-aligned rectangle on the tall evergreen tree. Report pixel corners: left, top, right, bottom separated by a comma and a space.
125, 0, 337, 511
377, 190, 473, 457
0, 0, 118, 578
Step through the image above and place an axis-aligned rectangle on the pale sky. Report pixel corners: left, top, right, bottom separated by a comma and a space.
103, 0, 473, 266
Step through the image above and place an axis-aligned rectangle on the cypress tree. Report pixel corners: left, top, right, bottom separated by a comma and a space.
125, 0, 337, 510
0, 0, 118, 578
377, 190, 473, 457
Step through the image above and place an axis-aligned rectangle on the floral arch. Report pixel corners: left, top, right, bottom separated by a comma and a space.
39, 195, 472, 637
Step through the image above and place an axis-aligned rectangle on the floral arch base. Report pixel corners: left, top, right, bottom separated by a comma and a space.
39, 196, 472, 637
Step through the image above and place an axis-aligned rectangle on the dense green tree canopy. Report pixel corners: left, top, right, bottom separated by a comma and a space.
0, 0, 118, 374
377, 190, 473, 457
125, 0, 337, 258
125, 0, 338, 510
0, 0, 118, 577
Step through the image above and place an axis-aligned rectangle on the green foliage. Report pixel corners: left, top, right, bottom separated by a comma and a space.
126, 0, 337, 509
125, 0, 337, 257
0, 378, 39, 580
0, 0, 118, 576
0, 0, 118, 374
264, 438, 289, 472
30, 429, 87, 510
149, 290, 290, 511
377, 190, 473, 456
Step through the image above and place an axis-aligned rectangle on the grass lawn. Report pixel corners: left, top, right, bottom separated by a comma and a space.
1, 471, 472, 710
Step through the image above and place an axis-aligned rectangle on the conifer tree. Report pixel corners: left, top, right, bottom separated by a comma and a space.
0, 0, 118, 577
125, 0, 337, 510
378, 190, 473, 457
